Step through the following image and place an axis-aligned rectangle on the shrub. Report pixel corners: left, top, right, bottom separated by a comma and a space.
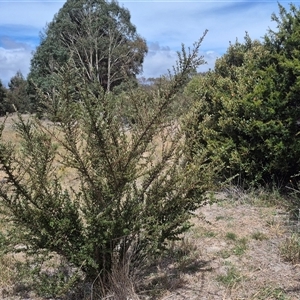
0, 34, 212, 297
185, 5, 300, 188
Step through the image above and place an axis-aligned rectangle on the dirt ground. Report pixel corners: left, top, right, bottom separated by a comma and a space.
151, 194, 300, 300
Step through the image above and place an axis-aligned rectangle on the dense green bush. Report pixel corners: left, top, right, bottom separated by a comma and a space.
0, 34, 212, 297
186, 4, 300, 188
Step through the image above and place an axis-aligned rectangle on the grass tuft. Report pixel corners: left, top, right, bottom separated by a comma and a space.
252, 286, 290, 300
251, 231, 268, 241
225, 232, 237, 241
216, 264, 244, 288
280, 233, 300, 264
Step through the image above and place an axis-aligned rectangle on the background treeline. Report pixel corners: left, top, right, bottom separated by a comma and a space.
0, 71, 31, 115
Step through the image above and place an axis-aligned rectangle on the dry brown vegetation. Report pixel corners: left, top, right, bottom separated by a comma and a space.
150, 190, 300, 300
0, 115, 300, 299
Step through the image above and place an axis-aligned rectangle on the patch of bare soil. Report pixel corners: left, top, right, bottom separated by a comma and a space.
151, 199, 300, 300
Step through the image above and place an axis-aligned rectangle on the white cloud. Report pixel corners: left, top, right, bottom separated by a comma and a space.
0, 1, 63, 85
0, 39, 33, 86
142, 44, 220, 79
142, 43, 177, 78
201, 50, 220, 71
122, 1, 285, 78
0, 0, 293, 83
124, 1, 279, 50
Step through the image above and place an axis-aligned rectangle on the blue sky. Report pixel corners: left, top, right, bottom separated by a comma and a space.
0, 0, 295, 86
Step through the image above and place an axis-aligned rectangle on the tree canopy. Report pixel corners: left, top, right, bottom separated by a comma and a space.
0, 80, 10, 116
28, 0, 147, 112
6, 71, 30, 114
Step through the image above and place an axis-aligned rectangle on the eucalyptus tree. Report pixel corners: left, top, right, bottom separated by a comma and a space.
28, 0, 147, 113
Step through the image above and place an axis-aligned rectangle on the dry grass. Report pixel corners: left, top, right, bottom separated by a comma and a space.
87, 190, 297, 300
0, 255, 17, 291
1, 191, 300, 299
280, 234, 300, 264
150, 192, 300, 300
0, 115, 300, 299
